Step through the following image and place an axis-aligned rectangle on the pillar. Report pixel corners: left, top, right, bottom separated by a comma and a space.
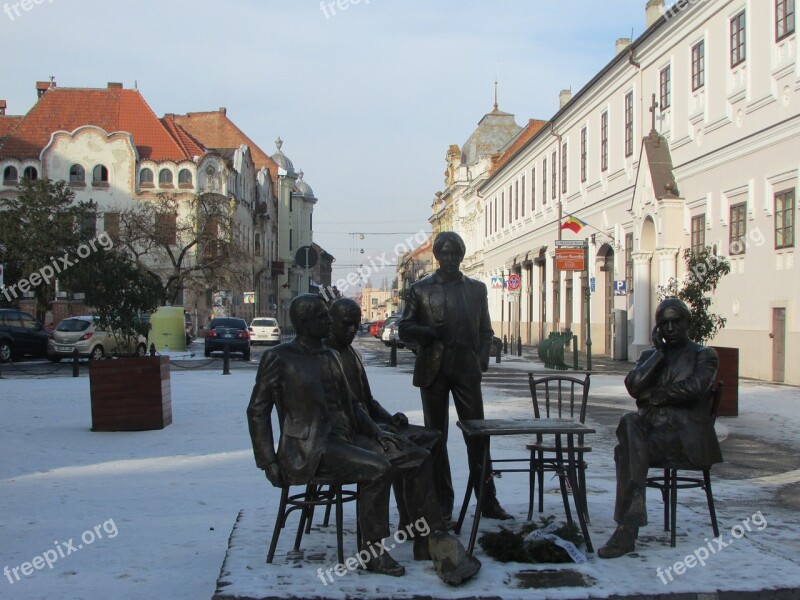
632, 251, 653, 348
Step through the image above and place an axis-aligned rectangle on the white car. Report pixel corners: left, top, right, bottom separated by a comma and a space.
249, 317, 281, 346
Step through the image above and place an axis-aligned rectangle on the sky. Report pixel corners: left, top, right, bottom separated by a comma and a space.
2, 0, 656, 289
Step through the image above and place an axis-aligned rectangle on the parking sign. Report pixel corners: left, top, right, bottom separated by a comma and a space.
614, 280, 627, 296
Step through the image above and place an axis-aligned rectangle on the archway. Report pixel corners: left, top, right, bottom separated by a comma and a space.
595, 243, 615, 355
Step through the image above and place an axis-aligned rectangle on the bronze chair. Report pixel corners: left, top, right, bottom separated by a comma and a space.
267, 479, 359, 565
526, 373, 592, 522
645, 382, 723, 547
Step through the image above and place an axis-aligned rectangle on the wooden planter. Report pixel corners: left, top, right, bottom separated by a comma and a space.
89, 356, 172, 431
711, 346, 739, 417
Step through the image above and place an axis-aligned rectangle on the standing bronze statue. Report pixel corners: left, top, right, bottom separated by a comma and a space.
598, 297, 722, 558
248, 294, 481, 584
399, 231, 512, 522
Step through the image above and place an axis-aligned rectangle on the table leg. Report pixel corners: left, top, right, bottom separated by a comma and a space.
466, 442, 490, 555
566, 434, 593, 552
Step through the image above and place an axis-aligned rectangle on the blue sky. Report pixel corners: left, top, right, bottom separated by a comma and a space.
2, 0, 654, 288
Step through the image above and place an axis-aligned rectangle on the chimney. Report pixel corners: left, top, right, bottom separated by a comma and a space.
219, 107, 227, 116
0, 100, 6, 116
616, 37, 632, 54
559, 89, 572, 108
36, 79, 55, 99
646, 0, 665, 28
107, 82, 123, 89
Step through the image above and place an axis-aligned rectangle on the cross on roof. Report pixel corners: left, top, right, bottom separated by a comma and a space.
649, 93, 659, 133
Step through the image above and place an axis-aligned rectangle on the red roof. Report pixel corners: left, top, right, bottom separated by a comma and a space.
490, 119, 548, 175
167, 110, 279, 189
0, 85, 196, 161
0, 115, 22, 139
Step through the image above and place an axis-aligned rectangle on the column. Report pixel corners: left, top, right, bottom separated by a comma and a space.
656, 247, 679, 289
632, 252, 653, 348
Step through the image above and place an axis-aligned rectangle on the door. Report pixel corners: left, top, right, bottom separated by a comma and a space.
772, 307, 786, 383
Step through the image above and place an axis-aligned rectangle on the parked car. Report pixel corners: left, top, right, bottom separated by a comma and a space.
381, 316, 403, 347
47, 316, 148, 361
0, 308, 49, 362
204, 317, 251, 360
249, 317, 281, 346
369, 320, 384, 337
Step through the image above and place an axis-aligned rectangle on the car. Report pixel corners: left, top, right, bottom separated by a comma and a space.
249, 317, 281, 346
369, 320, 384, 337
0, 308, 50, 362
47, 316, 148, 361
381, 316, 403, 347
204, 317, 251, 360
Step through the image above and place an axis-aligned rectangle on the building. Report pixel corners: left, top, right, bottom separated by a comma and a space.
360, 287, 392, 323
437, 0, 799, 383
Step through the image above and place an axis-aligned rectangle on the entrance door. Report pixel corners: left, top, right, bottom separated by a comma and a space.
772, 307, 786, 382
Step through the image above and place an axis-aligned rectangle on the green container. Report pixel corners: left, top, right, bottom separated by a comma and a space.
149, 306, 186, 352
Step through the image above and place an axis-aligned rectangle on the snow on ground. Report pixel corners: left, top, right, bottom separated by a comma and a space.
1, 359, 800, 599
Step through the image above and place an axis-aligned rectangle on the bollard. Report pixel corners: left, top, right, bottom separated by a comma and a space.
495, 340, 501, 364
389, 338, 397, 367
149, 343, 157, 357
503, 335, 508, 355
223, 345, 230, 375
72, 348, 80, 378
517, 336, 522, 357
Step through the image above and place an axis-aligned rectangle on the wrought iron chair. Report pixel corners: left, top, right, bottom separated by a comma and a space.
645, 381, 723, 547
526, 373, 592, 522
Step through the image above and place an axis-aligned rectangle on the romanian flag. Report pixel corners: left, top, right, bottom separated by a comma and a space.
560, 215, 587, 234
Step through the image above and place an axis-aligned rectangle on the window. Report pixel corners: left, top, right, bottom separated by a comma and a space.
561, 142, 568, 195
155, 212, 177, 246
289, 229, 293, 251
514, 183, 519, 221
531, 168, 536, 210
776, 0, 795, 40
80, 212, 97, 239
493, 197, 497, 231
521, 175, 526, 217
660, 66, 671, 110
501, 191, 505, 227
691, 214, 706, 254
542, 158, 547, 205
255, 232, 261, 254
485, 205, 488, 236
600, 111, 609, 172
625, 232, 634, 294
624, 92, 634, 157
551, 150, 557, 200
69, 164, 85, 183
775, 189, 795, 249
104, 212, 120, 241
3, 165, 17, 183
158, 169, 174, 187
580, 127, 587, 183
139, 168, 154, 187
730, 11, 746, 67
92, 165, 109, 185
23, 166, 37, 181
178, 169, 193, 188
729, 202, 747, 255
692, 41, 705, 90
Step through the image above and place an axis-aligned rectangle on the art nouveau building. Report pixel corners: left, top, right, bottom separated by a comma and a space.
438, 0, 799, 383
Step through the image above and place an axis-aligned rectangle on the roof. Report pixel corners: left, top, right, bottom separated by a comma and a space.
0, 85, 196, 161
460, 107, 522, 166
490, 119, 548, 174
166, 110, 280, 189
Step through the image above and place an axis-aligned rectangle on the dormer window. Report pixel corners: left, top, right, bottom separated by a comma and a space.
178, 169, 193, 188
23, 166, 37, 181
159, 169, 174, 188
3, 166, 18, 184
92, 165, 109, 186
69, 164, 85, 184
140, 168, 154, 188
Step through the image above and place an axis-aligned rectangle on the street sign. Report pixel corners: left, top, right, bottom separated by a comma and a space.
295, 246, 318, 269
505, 290, 520, 301
613, 280, 627, 296
490, 276, 504, 289
507, 274, 521, 291
555, 240, 586, 271
590, 277, 595, 292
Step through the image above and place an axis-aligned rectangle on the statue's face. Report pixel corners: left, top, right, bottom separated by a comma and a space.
435, 240, 464, 277
299, 301, 332, 340
656, 306, 689, 346
330, 308, 360, 346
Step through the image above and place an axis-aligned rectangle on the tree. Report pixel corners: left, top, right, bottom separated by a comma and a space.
657, 247, 731, 344
0, 178, 96, 313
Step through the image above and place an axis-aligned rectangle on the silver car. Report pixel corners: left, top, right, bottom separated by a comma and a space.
47, 316, 147, 361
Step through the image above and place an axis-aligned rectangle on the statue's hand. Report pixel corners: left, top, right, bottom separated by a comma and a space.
264, 462, 285, 488
390, 412, 408, 428
651, 326, 666, 352
376, 430, 403, 452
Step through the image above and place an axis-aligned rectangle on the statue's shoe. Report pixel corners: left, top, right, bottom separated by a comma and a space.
413, 536, 431, 561
481, 498, 514, 520
362, 550, 405, 576
597, 525, 637, 559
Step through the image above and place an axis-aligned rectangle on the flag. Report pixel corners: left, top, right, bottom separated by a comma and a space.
560, 215, 587, 234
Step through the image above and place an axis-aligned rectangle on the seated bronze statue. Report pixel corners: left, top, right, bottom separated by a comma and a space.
247, 294, 481, 584
598, 297, 722, 558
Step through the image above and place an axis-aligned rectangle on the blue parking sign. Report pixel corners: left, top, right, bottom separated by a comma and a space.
614, 280, 627, 296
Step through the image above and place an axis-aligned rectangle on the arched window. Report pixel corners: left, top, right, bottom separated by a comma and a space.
178, 169, 193, 188
3, 166, 18, 183
92, 165, 109, 185
139, 168, 154, 187
69, 164, 85, 183
23, 166, 37, 181
159, 169, 174, 187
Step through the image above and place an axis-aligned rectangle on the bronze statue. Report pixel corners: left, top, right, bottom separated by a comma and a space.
247, 294, 481, 584
399, 231, 512, 522
598, 297, 722, 558
325, 297, 441, 530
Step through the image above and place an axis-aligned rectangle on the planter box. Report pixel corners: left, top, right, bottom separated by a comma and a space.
89, 356, 172, 431
712, 346, 739, 417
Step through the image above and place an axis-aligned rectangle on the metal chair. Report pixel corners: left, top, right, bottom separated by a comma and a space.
645, 381, 723, 547
526, 373, 591, 522
267, 478, 359, 565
